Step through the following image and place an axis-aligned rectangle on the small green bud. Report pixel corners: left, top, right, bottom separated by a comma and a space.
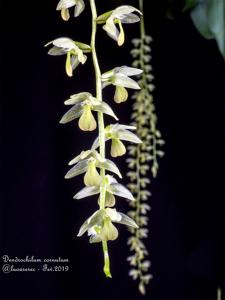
78, 106, 97, 131
84, 160, 101, 186
114, 86, 128, 103
111, 139, 126, 157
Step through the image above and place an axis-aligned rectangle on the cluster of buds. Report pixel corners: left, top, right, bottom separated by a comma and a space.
126, 0, 164, 294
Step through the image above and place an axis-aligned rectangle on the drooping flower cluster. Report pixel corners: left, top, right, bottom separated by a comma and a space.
46, 0, 143, 278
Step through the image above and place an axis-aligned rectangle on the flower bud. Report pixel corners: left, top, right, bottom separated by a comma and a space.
84, 161, 101, 186
110, 138, 126, 157
78, 106, 97, 131
114, 86, 128, 103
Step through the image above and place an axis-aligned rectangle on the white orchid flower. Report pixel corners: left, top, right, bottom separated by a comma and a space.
97, 6, 142, 46
56, 0, 85, 21
77, 208, 138, 243
45, 38, 91, 76
102, 66, 142, 103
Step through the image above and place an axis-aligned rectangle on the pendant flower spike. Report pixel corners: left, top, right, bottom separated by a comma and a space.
102, 66, 142, 103
47, 0, 143, 279
56, 0, 85, 21
97, 6, 142, 46
45, 38, 91, 77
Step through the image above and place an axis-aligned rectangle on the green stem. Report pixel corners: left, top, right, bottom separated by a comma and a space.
102, 240, 111, 278
139, 0, 148, 89
139, 0, 145, 38
133, 3, 147, 277
135, 145, 141, 227
135, 144, 145, 282
89, 0, 111, 278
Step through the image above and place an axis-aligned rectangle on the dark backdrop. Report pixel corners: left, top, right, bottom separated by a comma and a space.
0, 0, 224, 299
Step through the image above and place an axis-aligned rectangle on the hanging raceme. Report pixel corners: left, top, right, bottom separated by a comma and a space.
126, 0, 165, 295
46, 0, 143, 278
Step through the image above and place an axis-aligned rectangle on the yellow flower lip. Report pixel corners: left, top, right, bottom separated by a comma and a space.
78, 105, 97, 131
101, 218, 118, 241
114, 86, 128, 103
105, 192, 116, 207
111, 138, 126, 157
56, 0, 85, 20
61, 8, 70, 21
116, 19, 125, 46
66, 51, 73, 76
84, 160, 101, 187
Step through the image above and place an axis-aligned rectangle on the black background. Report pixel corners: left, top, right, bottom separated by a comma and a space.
0, 0, 225, 299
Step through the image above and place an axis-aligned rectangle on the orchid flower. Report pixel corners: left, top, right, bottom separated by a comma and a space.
77, 208, 138, 243
97, 6, 142, 46
92, 124, 142, 157
45, 38, 91, 77
59, 92, 118, 131
56, 0, 85, 21
102, 66, 142, 103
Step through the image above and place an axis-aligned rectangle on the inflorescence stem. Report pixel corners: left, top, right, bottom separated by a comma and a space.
89, 0, 111, 278
139, 0, 145, 38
